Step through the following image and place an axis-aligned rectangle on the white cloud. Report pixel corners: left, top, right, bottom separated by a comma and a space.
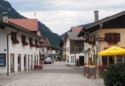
8, 0, 125, 35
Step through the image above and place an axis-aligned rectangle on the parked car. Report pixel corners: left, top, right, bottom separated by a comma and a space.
44, 57, 52, 64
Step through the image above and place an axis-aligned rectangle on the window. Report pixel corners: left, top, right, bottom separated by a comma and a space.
29, 37, 33, 45
105, 33, 120, 43
67, 56, 69, 63
35, 39, 38, 46
56, 50, 58, 53
29, 38, 35, 47
102, 56, 107, 65
21, 35, 26, 43
21, 35, 28, 46
73, 56, 74, 63
117, 55, 122, 63
67, 47, 68, 52
11, 31, 19, 44
0, 54, 6, 66
85, 34, 89, 43
35, 39, 40, 48
71, 56, 72, 63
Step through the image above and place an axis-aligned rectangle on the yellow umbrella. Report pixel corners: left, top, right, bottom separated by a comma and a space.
98, 46, 125, 56
98, 46, 125, 64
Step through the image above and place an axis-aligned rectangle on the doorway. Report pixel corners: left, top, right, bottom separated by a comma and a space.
18, 54, 21, 71
24, 54, 26, 70
28, 55, 30, 70
10, 54, 14, 73
31, 55, 33, 69
79, 56, 84, 66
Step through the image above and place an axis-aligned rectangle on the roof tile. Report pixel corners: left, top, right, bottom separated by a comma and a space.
71, 26, 83, 33
8, 19, 38, 31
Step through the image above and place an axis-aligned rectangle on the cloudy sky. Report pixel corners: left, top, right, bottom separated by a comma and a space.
8, 0, 125, 35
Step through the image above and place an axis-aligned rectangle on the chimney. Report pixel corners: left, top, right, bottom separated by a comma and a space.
94, 11, 99, 22
2, 12, 8, 23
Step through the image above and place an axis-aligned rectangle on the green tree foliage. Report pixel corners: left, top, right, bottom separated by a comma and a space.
104, 63, 125, 86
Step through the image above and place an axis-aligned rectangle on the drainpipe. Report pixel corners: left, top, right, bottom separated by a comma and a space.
7, 30, 19, 76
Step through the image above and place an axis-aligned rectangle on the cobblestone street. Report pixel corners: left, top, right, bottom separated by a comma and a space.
0, 62, 105, 86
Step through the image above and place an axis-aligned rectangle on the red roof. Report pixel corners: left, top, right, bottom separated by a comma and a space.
8, 19, 38, 31
71, 26, 83, 33
41, 38, 50, 47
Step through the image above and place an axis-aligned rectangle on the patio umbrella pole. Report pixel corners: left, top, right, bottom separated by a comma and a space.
122, 55, 124, 63
114, 55, 117, 64
107, 56, 109, 66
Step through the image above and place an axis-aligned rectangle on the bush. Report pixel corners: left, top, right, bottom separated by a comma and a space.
103, 63, 125, 86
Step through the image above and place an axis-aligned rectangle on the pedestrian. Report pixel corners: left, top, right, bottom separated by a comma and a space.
76, 59, 79, 67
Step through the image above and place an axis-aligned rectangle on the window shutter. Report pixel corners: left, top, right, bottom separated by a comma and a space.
21, 35, 26, 43
35, 39, 38, 45
11, 32, 15, 41
29, 38, 32, 45
114, 33, 120, 42
105, 33, 112, 41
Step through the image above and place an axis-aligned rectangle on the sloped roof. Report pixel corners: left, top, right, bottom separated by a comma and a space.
71, 26, 83, 33
78, 11, 125, 37
67, 32, 84, 40
8, 19, 38, 31
85, 10, 125, 29
0, 21, 40, 38
41, 38, 50, 47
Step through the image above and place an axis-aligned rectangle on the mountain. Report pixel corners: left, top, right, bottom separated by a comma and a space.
61, 29, 71, 38
0, 0, 61, 46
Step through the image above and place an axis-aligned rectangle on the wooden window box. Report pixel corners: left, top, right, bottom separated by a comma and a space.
36, 45, 40, 48
22, 42, 28, 46
107, 39, 118, 44
12, 39, 19, 44
105, 33, 120, 44
31, 44, 35, 47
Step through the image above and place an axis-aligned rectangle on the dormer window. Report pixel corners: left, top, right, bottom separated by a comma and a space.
21, 35, 28, 46
11, 31, 19, 44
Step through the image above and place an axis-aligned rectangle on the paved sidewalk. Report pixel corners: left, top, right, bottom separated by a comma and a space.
67, 65, 105, 86
0, 70, 35, 86
0, 62, 105, 86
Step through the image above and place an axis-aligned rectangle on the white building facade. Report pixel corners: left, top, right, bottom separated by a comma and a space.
64, 32, 84, 66
0, 21, 40, 74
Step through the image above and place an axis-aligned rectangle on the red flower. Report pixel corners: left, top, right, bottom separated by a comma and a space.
36, 45, 40, 48
12, 39, 19, 44
31, 44, 35, 47
23, 42, 28, 46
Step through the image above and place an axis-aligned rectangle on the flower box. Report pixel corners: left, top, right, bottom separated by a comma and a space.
23, 42, 28, 46
12, 39, 19, 44
107, 39, 118, 44
30, 44, 35, 47
36, 45, 40, 48
34, 65, 42, 70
